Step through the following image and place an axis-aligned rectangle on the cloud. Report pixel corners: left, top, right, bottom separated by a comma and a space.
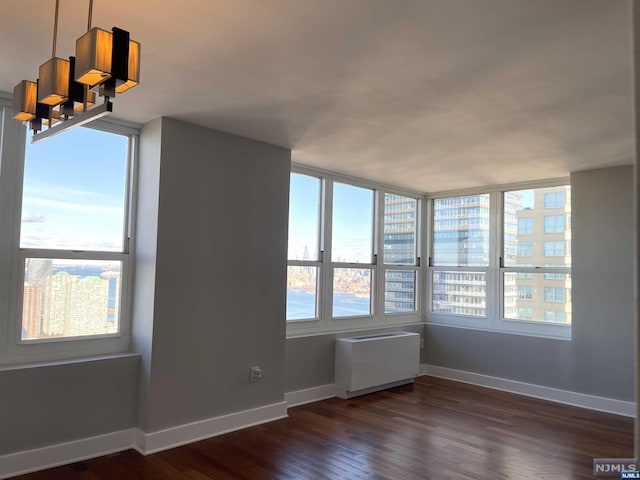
22, 213, 46, 223
22, 197, 122, 215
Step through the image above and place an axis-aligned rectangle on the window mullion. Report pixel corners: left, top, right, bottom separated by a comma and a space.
423, 197, 432, 319
322, 178, 333, 324
0, 111, 26, 356
490, 190, 502, 323
375, 190, 384, 319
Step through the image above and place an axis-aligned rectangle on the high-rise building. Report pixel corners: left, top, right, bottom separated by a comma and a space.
22, 284, 42, 339
431, 193, 521, 317
383, 194, 417, 312
43, 272, 74, 336
22, 258, 52, 338
41, 270, 114, 337
510, 186, 572, 323
68, 276, 112, 336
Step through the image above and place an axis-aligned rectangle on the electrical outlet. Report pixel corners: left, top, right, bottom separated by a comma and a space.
250, 366, 262, 383
420, 337, 425, 349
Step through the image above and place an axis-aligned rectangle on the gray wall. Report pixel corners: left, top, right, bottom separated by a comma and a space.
286, 324, 425, 392
425, 165, 635, 401
136, 118, 291, 432
0, 355, 139, 455
131, 117, 162, 431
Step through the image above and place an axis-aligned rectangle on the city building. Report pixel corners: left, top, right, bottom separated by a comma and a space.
511, 186, 572, 323
0, 2, 636, 479
383, 194, 417, 312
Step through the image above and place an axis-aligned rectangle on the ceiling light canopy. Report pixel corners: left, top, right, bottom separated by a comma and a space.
12, 0, 141, 143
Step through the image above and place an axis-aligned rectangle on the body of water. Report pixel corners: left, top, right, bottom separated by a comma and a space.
287, 289, 370, 319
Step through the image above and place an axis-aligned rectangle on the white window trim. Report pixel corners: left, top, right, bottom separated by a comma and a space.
286, 164, 423, 337
0, 99, 140, 365
426, 178, 572, 340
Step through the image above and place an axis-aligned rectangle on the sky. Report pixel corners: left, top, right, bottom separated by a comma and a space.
288, 174, 374, 263
20, 126, 128, 252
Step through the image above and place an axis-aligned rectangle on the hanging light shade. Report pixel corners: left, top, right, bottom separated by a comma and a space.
115, 39, 140, 93
15, 0, 141, 142
38, 57, 71, 105
13, 80, 38, 121
74, 27, 113, 87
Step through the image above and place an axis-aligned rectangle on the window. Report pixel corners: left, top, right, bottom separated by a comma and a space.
517, 285, 533, 300
286, 173, 321, 321
544, 241, 565, 257
544, 215, 564, 233
19, 128, 131, 342
518, 218, 532, 235
383, 194, 418, 314
331, 182, 374, 317
544, 287, 565, 303
544, 192, 565, 208
517, 242, 533, 257
431, 194, 489, 318
0, 104, 137, 363
429, 182, 571, 338
517, 307, 533, 320
545, 310, 565, 323
286, 167, 420, 334
503, 186, 571, 327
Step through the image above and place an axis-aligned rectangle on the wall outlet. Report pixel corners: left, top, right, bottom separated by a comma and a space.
250, 366, 262, 383
420, 337, 425, 349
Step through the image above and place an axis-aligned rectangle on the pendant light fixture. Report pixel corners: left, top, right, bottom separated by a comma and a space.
12, 0, 141, 143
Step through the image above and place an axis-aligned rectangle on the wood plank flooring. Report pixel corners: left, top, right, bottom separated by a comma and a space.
12, 376, 634, 479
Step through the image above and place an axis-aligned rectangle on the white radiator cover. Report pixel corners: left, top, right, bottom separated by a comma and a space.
335, 331, 420, 399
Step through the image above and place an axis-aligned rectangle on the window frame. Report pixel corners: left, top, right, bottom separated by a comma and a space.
286, 164, 423, 337
0, 97, 139, 364
426, 178, 571, 339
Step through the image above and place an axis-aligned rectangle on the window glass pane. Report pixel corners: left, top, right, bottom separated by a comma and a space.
385, 270, 416, 313
544, 241, 565, 257
288, 174, 320, 261
544, 215, 565, 233
22, 258, 121, 340
504, 186, 571, 268
286, 266, 318, 320
332, 183, 373, 263
544, 192, 565, 208
503, 272, 571, 324
433, 194, 490, 267
21, 128, 128, 252
432, 271, 486, 317
383, 194, 417, 265
518, 218, 532, 235
333, 268, 372, 317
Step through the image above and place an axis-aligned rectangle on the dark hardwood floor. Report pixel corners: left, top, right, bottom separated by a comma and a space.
13, 376, 634, 479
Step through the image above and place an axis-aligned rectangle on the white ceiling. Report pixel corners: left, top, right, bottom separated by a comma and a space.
0, 0, 633, 192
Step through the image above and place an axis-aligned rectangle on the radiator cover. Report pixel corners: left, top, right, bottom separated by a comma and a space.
335, 331, 420, 399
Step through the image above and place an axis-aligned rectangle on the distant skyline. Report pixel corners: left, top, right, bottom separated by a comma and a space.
288, 174, 376, 263
20, 127, 128, 252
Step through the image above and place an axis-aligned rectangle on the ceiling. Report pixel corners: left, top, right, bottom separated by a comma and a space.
0, 0, 633, 192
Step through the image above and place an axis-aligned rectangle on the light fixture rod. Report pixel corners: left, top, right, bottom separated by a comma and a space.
87, 0, 93, 31
52, 0, 60, 57
31, 100, 112, 143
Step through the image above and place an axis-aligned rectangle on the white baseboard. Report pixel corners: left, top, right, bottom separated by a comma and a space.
0, 401, 289, 478
133, 401, 288, 455
421, 364, 636, 417
285, 384, 336, 407
0, 429, 133, 480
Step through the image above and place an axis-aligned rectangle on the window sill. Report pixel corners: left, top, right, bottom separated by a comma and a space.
0, 351, 140, 371
426, 316, 572, 341
286, 318, 424, 339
